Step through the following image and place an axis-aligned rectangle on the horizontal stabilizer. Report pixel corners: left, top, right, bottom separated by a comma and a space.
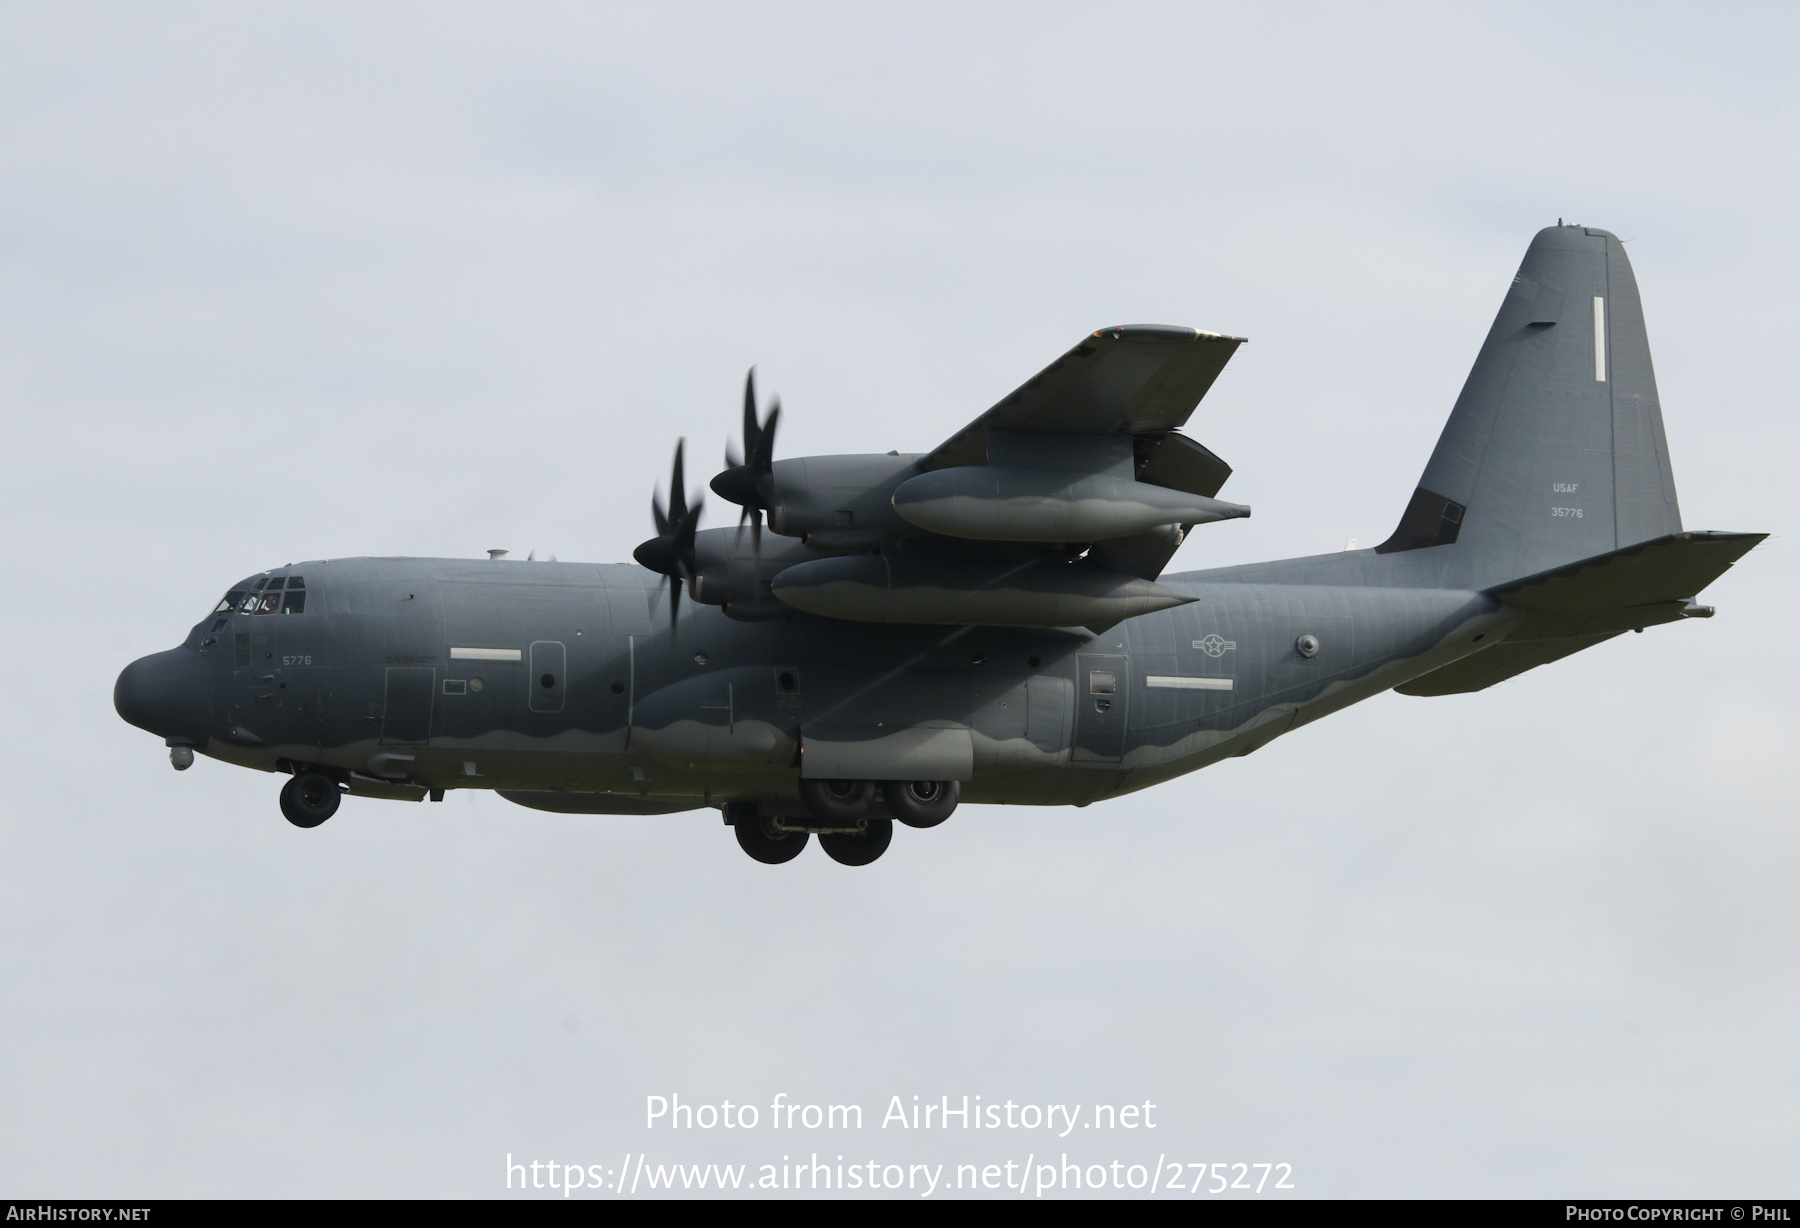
1396, 632, 1621, 696
1492, 530, 1764, 613
1397, 530, 1763, 696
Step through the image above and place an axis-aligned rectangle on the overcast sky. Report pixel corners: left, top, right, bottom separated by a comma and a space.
1, 2, 1795, 1198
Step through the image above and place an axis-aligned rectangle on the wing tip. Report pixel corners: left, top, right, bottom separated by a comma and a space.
1088, 324, 1247, 344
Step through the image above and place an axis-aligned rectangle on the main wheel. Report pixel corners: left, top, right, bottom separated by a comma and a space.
819, 818, 893, 866
883, 779, 959, 828
798, 778, 874, 823
734, 812, 809, 865
280, 770, 342, 828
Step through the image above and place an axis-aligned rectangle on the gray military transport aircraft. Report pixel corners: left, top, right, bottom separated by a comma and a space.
116, 224, 1762, 865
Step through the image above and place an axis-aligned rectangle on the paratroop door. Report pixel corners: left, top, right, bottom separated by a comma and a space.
1072, 654, 1129, 763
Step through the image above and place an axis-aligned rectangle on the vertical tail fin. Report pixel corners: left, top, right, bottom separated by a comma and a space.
1377, 224, 1681, 587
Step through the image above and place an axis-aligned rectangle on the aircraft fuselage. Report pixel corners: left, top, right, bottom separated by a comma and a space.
121, 553, 1506, 815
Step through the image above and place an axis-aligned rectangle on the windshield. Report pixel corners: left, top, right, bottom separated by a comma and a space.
215, 574, 307, 618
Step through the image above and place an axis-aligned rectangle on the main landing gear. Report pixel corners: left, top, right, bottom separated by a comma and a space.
733, 809, 809, 865
725, 779, 960, 866
279, 769, 343, 828
883, 779, 959, 828
818, 820, 892, 867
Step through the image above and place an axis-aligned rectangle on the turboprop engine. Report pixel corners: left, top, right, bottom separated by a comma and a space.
689, 328, 1253, 632
685, 528, 814, 621
761, 452, 924, 548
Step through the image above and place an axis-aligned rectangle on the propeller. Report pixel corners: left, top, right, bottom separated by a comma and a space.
710, 368, 781, 555
632, 439, 703, 629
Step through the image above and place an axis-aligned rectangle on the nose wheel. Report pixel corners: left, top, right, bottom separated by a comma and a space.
280, 770, 343, 828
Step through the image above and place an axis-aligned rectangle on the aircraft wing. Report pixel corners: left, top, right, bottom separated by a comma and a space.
1397, 530, 1765, 696
923, 325, 1246, 471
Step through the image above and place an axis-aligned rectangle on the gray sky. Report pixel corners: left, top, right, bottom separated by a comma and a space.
1, 2, 1795, 1198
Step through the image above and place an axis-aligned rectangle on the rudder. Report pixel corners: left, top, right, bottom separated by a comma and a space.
1377, 224, 1681, 587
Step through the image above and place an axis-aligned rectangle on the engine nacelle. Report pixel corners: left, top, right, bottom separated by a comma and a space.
762, 453, 925, 547
686, 530, 814, 621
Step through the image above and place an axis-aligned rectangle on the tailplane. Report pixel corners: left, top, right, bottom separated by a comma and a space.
1397, 529, 1764, 695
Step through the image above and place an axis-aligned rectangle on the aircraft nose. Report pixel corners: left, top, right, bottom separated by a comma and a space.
114, 648, 213, 743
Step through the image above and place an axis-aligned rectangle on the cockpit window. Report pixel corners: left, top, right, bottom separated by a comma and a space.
231, 575, 308, 615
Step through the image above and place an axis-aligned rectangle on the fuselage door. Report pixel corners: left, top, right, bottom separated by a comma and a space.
530, 641, 566, 713
1072, 653, 1129, 763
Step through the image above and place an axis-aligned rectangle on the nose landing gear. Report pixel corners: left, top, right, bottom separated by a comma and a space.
280, 769, 343, 828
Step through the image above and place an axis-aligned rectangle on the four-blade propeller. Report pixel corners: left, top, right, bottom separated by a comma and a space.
710, 369, 781, 555
632, 439, 703, 629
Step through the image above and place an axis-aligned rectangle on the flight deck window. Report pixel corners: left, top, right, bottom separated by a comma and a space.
237, 576, 308, 615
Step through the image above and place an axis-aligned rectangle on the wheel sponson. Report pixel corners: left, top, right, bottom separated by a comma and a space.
883, 779, 959, 828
